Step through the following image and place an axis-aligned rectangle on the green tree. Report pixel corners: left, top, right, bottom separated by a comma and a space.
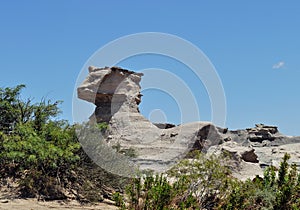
0, 84, 26, 132
0, 85, 80, 198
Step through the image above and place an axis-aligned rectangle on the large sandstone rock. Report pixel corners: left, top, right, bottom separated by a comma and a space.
77, 66, 226, 173
77, 66, 300, 179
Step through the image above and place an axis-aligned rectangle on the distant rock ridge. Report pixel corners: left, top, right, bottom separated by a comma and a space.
78, 66, 300, 180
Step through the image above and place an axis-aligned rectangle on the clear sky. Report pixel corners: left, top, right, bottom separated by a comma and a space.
1, 1, 300, 135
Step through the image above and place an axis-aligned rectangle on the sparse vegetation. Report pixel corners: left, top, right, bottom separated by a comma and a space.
115, 152, 233, 209
220, 153, 300, 210
112, 142, 137, 158
1, 85, 300, 209
116, 152, 300, 210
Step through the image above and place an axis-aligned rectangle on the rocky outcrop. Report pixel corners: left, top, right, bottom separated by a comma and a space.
254, 143, 300, 168
78, 66, 143, 123
77, 66, 227, 174
247, 124, 278, 142
154, 123, 176, 129
207, 142, 262, 180
77, 66, 300, 179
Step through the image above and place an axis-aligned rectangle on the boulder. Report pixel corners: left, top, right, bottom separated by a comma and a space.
207, 142, 262, 180
208, 141, 258, 163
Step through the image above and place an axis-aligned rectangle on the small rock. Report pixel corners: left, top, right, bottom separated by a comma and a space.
240, 149, 259, 163
170, 133, 178, 137
0, 199, 9, 203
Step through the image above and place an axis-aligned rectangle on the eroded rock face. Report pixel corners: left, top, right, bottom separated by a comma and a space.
78, 66, 143, 123
77, 66, 300, 179
77, 66, 227, 173
246, 124, 278, 142
207, 142, 262, 180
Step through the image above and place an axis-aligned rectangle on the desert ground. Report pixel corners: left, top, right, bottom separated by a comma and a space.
0, 198, 117, 210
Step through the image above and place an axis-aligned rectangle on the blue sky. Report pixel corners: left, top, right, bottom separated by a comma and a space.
1, 1, 300, 135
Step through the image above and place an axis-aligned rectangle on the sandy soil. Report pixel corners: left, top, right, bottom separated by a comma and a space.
0, 177, 118, 210
0, 198, 118, 210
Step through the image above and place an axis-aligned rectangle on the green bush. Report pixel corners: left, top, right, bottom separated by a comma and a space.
116, 152, 232, 209
115, 174, 175, 210
117, 152, 300, 210
0, 84, 27, 133
220, 153, 300, 210
168, 152, 233, 209
0, 85, 80, 198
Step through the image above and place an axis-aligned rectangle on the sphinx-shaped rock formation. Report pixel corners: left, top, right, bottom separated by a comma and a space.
78, 66, 300, 179
78, 66, 227, 172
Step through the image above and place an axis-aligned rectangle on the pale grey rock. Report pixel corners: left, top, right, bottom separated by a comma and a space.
77, 66, 226, 173
207, 142, 263, 180
78, 66, 143, 123
231, 161, 264, 181
77, 66, 300, 180
254, 143, 300, 169
219, 142, 259, 163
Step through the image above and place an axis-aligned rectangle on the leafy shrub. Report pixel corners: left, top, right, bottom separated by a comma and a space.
0, 85, 80, 199
0, 84, 26, 133
168, 151, 233, 209
113, 192, 126, 209
96, 122, 109, 133
117, 152, 300, 210
116, 152, 232, 209
220, 153, 300, 210
116, 174, 175, 210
